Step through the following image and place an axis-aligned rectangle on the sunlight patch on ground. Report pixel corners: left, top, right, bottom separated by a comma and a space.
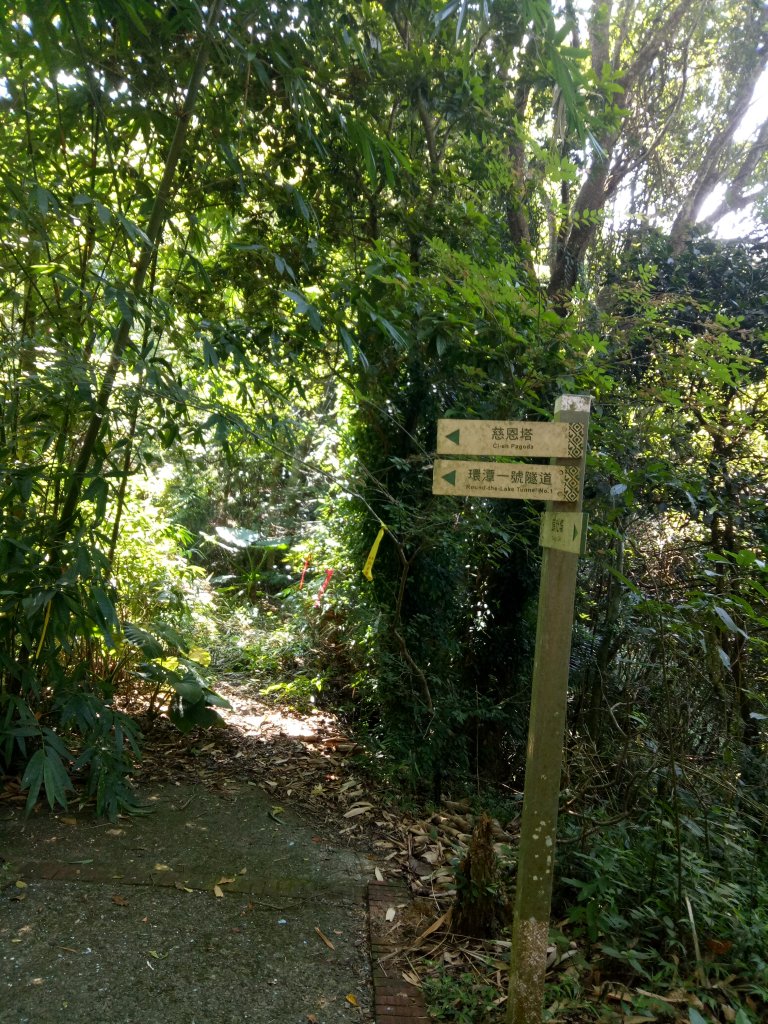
216, 680, 346, 747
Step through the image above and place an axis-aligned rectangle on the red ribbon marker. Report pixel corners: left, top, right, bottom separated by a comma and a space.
314, 568, 334, 607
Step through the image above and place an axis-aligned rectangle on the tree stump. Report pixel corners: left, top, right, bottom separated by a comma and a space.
451, 813, 508, 938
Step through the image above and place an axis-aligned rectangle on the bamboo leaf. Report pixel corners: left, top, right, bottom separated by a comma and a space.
713, 605, 748, 639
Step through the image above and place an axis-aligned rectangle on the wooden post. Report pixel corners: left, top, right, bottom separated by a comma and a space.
507, 394, 591, 1024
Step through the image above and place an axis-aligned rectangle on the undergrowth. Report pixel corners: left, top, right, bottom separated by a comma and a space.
418, 792, 768, 1024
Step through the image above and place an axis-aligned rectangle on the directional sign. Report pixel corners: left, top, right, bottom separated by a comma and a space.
432, 459, 581, 502
539, 511, 589, 555
437, 419, 584, 459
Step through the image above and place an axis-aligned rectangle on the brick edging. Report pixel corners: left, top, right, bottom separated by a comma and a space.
367, 881, 432, 1022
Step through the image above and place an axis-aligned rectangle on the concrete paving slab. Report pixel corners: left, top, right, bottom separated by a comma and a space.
0, 782, 373, 1024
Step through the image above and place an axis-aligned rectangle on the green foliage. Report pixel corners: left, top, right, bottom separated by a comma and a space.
423, 969, 501, 1024
0, 642, 143, 819
261, 675, 324, 713
202, 526, 292, 602
558, 799, 768, 1009
0, 520, 133, 807
125, 620, 230, 733
114, 490, 207, 628
63, 695, 142, 819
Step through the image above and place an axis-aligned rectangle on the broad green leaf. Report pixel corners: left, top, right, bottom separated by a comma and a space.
169, 703, 224, 734
117, 213, 152, 248
95, 202, 111, 225
116, 0, 150, 36
123, 623, 164, 660
713, 605, 748, 639
186, 646, 211, 668
339, 325, 356, 365
284, 290, 323, 332
41, 728, 72, 761
203, 690, 231, 709
371, 313, 407, 349
22, 590, 54, 618
170, 675, 205, 703
92, 586, 119, 630
21, 750, 45, 814
83, 477, 108, 518
42, 749, 71, 809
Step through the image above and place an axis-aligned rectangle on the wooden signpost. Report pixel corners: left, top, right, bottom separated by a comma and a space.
437, 418, 585, 459
432, 396, 592, 1024
432, 460, 581, 502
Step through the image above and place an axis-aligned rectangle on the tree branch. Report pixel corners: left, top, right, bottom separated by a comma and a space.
669, 23, 768, 248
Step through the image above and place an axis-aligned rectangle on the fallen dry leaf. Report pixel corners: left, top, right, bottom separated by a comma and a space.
635, 989, 704, 1008
111, 894, 129, 907
345, 994, 358, 1007
153, 863, 172, 872
408, 855, 434, 878
174, 882, 193, 893
385, 907, 396, 922
411, 909, 452, 946
213, 885, 224, 898
374, 867, 384, 882
314, 926, 335, 950
216, 876, 236, 885
343, 803, 373, 818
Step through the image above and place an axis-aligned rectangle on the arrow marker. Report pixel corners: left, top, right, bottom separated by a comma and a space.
442, 469, 457, 486
445, 429, 461, 446
539, 511, 588, 555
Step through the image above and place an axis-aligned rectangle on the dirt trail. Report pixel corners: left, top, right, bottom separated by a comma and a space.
0, 685, 376, 1024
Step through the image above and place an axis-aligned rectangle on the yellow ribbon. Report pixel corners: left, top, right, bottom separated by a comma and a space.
362, 524, 386, 581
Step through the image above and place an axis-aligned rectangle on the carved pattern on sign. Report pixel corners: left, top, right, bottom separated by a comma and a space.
563, 466, 580, 503
568, 423, 584, 458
